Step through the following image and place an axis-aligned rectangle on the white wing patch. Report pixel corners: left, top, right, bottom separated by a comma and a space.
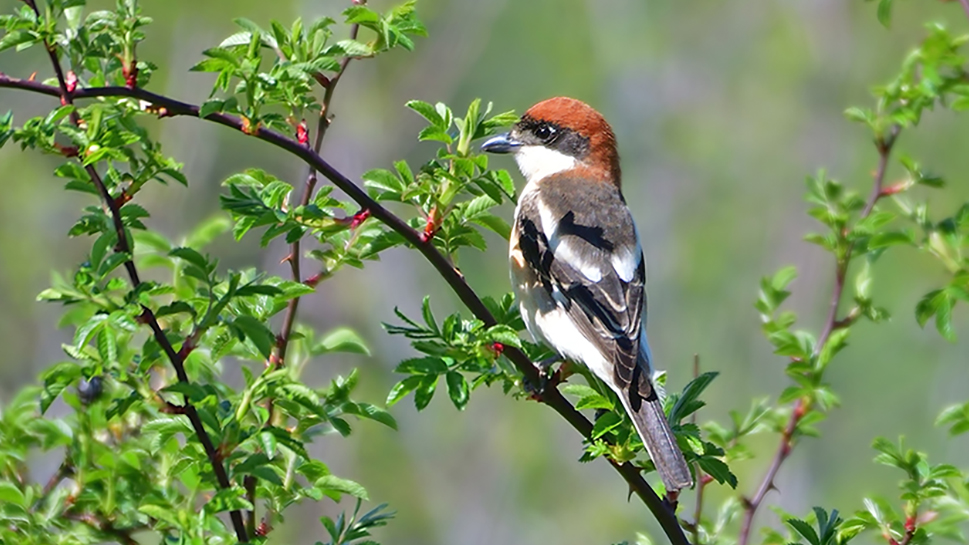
514, 145, 577, 185
611, 239, 642, 283
536, 195, 605, 283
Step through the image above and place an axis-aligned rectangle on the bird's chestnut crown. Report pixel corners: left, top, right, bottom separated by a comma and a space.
481, 96, 621, 186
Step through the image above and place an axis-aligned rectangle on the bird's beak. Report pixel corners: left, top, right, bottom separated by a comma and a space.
480, 132, 522, 154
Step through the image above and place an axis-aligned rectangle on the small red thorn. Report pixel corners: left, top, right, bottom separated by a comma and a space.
420, 207, 440, 243
793, 399, 807, 420
349, 208, 370, 229
304, 272, 324, 287
280, 253, 294, 265
701, 474, 714, 485
28, 71, 37, 82
297, 120, 309, 146
881, 182, 907, 197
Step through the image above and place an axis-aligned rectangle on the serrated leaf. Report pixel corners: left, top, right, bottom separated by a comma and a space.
233, 315, 276, 358
316, 475, 369, 500
445, 371, 469, 410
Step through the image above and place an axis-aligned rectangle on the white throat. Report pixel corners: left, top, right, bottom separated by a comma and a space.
513, 145, 577, 184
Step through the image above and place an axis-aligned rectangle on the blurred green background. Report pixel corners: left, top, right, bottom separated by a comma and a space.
2, 0, 968, 543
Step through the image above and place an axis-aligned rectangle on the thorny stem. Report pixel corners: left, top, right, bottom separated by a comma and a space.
893, 515, 917, 545
0, 76, 690, 545
736, 126, 901, 545
10, 3, 250, 539
252, 17, 363, 536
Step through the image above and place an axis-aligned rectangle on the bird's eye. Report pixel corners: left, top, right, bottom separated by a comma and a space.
534, 123, 556, 142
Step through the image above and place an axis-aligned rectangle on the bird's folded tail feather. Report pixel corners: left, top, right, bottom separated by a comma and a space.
618, 389, 694, 492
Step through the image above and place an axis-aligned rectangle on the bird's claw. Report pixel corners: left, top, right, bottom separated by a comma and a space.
524, 357, 562, 400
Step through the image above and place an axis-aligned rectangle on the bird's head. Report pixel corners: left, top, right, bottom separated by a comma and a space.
481, 96, 621, 188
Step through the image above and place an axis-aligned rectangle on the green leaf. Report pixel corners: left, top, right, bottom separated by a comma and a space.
316, 475, 369, 500
697, 457, 737, 488
0, 30, 38, 53
445, 371, 469, 410
0, 482, 26, 506
232, 315, 276, 358
41, 362, 83, 414
876, 0, 893, 27
414, 375, 439, 410
169, 247, 210, 272
936, 402, 969, 436
395, 357, 447, 375
470, 214, 511, 240
314, 328, 370, 356
787, 517, 821, 545
668, 371, 718, 424
352, 403, 398, 430
386, 376, 422, 406
406, 100, 445, 128
206, 486, 253, 513
868, 230, 915, 249
591, 411, 622, 439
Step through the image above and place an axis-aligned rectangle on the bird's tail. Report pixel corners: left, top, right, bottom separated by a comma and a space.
617, 382, 694, 492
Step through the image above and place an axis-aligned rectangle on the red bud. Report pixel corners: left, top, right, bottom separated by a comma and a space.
297, 120, 309, 146
350, 208, 370, 229
65, 70, 77, 93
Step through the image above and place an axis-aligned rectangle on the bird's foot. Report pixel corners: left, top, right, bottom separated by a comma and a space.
524, 357, 563, 400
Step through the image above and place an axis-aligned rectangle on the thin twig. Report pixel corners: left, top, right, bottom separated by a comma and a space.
7, 8, 250, 538
253, 19, 361, 535
958, 0, 969, 22
689, 354, 705, 545
0, 75, 691, 545
736, 125, 900, 545
30, 460, 73, 512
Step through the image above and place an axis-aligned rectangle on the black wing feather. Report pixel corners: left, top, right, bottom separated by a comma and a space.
516, 175, 654, 407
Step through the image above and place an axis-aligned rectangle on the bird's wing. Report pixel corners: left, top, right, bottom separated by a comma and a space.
516, 174, 655, 406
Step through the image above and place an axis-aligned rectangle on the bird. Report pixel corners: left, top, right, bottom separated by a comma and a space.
481, 96, 694, 492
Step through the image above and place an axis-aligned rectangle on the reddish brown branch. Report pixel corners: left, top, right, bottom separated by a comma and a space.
896, 515, 917, 545
256, 16, 361, 534
736, 126, 900, 545
0, 75, 690, 545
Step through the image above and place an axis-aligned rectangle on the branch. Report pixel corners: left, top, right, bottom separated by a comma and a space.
254, 17, 362, 536
736, 125, 901, 545
4, 6, 249, 537
0, 75, 691, 545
